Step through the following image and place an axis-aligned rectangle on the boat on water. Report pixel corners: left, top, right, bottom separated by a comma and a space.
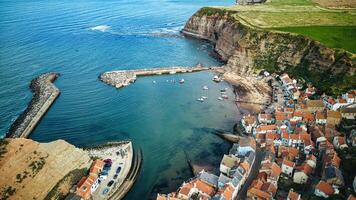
212, 75, 221, 82
201, 96, 208, 99
179, 79, 185, 84
197, 98, 204, 102
218, 97, 223, 101
220, 88, 227, 92
153, 80, 156, 84
221, 94, 228, 99
202, 86, 209, 90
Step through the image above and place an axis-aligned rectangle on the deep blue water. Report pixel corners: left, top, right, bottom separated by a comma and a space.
0, 0, 240, 199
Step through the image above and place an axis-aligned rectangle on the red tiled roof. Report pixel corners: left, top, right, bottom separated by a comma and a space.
195, 180, 216, 196
339, 98, 347, 103
179, 181, 195, 196
222, 185, 234, 200
271, 162, 282, 177
248, 187, 271, 200
327, 110, 342, 119
282, 159, 295, 168
316, 181, 334, 195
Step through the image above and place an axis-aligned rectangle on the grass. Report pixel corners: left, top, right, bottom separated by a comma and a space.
274, 26, 356, 53
221, 0, 356, 53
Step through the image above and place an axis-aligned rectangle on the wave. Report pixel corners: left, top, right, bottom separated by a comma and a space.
90, 25, 111, 32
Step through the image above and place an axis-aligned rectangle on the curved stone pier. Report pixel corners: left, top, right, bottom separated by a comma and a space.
6, 72, 60, 138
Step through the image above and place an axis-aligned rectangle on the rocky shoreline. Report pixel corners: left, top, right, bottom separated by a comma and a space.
6, 72, 60, 138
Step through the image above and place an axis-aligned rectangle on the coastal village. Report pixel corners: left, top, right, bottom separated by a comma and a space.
156, 72, 356, 200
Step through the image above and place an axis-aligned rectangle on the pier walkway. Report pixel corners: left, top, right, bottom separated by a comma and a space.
100, 65, 220, 89
108, 147, 142, 200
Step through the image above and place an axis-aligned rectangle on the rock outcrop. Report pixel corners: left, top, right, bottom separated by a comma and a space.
182, 8, 355, 94
0, 138, 92, 200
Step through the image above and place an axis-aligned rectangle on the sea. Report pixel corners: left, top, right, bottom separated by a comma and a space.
0, 0, 243, 199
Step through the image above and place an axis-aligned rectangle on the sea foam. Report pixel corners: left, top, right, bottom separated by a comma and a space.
90, 25, 111, 32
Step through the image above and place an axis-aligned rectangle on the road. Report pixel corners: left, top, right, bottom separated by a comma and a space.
235, 147, 265, 200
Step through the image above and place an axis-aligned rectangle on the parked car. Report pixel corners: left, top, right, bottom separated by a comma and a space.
103, 166, 111, 172
99, 174, 108, 181
116, 166, 122, 174
102, 188, 109, 195
113, 174, 118, 179
107, 180, 115, 187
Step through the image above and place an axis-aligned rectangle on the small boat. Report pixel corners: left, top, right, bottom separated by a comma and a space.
202, 86, 209, 90
212, 75, 221, 82
179, 79, 185, 84
197, 98, 204, 102
153, 80, 156, 84
201, 96, 208, 99
221, 94, 228, 99
220, 88, 227, 92
218, 97, 223, 101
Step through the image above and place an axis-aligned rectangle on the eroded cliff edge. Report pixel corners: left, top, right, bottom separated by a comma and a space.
182, 8, 355, 95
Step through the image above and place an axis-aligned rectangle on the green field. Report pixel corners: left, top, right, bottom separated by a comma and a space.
274, 26, 356, 53
222, 0, 356, 53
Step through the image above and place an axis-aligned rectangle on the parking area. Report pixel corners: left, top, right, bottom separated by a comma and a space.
87, 142, 133, 200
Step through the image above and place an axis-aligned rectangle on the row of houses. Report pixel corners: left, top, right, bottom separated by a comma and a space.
157, 137, 257, 200
75, 159, 105, 199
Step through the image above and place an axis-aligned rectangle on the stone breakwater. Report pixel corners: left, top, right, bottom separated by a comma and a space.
6, 72, 60, 138
100, 66, 216, 89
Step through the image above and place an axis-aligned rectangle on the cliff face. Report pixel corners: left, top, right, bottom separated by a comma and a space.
0, 138, 91, 200
182, 10, 355, 94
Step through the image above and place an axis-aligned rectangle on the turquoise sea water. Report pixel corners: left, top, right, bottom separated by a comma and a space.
0, 0, 241, 199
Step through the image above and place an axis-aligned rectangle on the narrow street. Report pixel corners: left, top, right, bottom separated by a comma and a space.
235, 147, 265, 200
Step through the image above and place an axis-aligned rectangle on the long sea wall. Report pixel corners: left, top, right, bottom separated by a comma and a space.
100, 65, 215, 89
6, 72, 60, 138
182, 8, 355, 94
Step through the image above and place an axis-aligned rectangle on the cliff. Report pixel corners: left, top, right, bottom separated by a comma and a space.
182, 8, 355, 95
0, 138, 92, 200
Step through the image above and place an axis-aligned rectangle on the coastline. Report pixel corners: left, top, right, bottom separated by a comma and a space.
6, 72, 60, 138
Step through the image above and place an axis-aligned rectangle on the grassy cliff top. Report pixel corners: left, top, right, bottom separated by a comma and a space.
198, 0, 356, 53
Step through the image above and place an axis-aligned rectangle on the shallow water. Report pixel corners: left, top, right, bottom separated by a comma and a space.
0, 0, 241, 199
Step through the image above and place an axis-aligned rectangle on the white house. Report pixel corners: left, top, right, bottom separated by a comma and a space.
237, 137, 256, 156
220, 154, 240, 175
281, 159, 295, 177
258, 113, 274, 124
241, 114, 257, 134
293, 164, 312, 184
316, 111, 327, 125
342, 92, 355, 104
333, 136, 348, 150
293, 171, 308, 184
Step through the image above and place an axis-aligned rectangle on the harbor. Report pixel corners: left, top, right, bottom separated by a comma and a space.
6, 72, 60, 138
99, 65, 219, 89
